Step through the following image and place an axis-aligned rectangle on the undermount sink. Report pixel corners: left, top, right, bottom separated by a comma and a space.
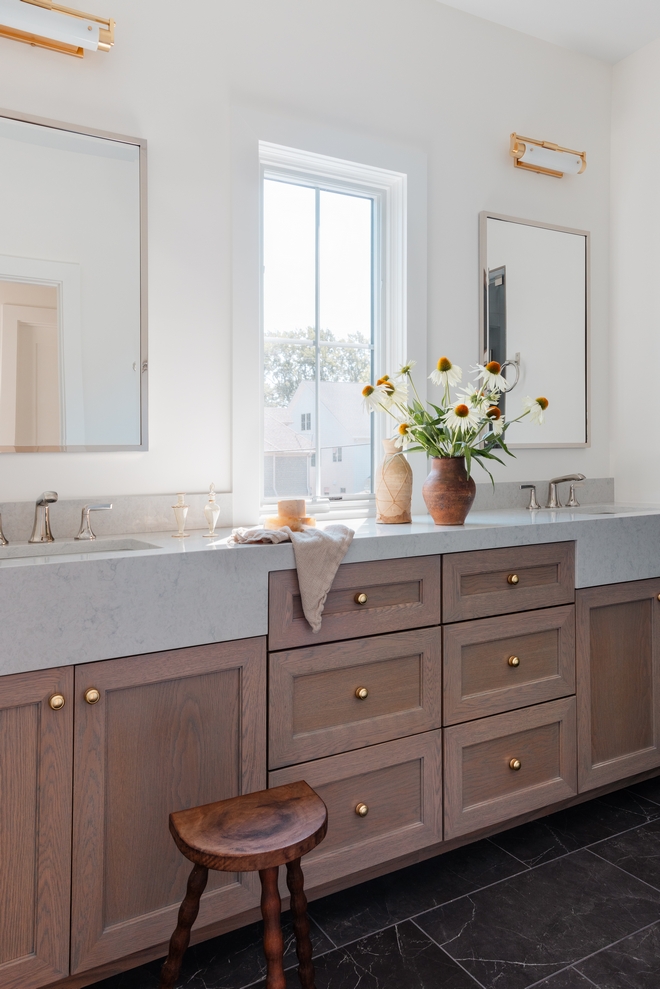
0, 537, 161, 560
564, 505, 651, 516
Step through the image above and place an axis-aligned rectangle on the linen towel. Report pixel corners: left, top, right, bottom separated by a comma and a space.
228, 524, 354, 632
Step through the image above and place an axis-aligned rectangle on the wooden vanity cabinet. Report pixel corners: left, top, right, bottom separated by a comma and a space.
0, 668, 73, 989
70, 637, 266, 974
576, 579, 660, 792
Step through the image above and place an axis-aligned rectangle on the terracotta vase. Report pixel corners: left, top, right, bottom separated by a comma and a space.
375, 438, 413, 524
422, 456, 476, 525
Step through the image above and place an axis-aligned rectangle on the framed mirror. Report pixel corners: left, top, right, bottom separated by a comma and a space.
0, 109, 147, 452
479, 212, 588, 447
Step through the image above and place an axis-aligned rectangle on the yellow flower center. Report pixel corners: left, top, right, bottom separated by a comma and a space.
487, 406, 501, 420
485, 361, 501, 374
437, 357, 452, 372
455, 404, 469, 418
536, 397, 549, 410
398, 422, 410, 435
376, 375, 390, 385
362, 385, 374, 397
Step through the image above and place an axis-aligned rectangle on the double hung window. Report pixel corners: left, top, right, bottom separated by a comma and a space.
260, 143, 406, 512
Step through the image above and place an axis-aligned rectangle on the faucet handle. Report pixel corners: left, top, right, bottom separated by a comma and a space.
520, 484, 541, 510
566, 482, 584, 508
75, 503, 112, 541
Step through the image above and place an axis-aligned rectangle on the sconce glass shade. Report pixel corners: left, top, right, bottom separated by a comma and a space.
519, 143, 583, 175
0, 0, 113, 55
510, 133, 586, 178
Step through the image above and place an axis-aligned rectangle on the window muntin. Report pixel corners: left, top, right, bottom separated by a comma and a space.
262, 176, 375, 501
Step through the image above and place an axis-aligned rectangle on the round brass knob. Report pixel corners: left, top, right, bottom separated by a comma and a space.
48, 694, 65, 711
355, 592, 368, 605
507, 574, 519, 585
509, 758, 522, 771
508, 656, 520, 667
84, 688, 101, 705
355, 803, 369, 817
657, 594, 660, 602
355, 687, 369, 700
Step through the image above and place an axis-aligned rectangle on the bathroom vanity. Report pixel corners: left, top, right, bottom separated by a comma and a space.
2, 508, 660, 989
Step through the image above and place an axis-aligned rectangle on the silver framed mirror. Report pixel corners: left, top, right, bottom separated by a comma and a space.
479, 211, 589, 448
0, 108, 147, 452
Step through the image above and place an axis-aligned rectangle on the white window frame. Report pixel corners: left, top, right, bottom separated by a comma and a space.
259, 142, 407, 517
230, 106, 428, 527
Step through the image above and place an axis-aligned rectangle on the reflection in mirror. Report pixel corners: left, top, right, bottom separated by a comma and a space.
480, 213, 588, 447
0, 111, 146, 452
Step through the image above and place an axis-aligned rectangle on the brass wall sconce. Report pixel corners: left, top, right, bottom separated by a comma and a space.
0, 0, 114, 56
510, 133, 586, 178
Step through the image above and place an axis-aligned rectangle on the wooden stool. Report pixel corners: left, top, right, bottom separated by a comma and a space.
159, 780, 328, 989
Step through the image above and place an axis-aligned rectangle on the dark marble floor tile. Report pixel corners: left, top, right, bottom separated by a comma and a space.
415, 849, 660, 989
253, 922, 483, 988
490, 790, 660, 868
576, 922, 660, 988
591, 817, 660, 890
533, 968, 597, 987
308, 839, 525, 946
626, 774, 660, 807
251, 947, 377, 989
89, 913, 333, 989
309, 841, 525, 945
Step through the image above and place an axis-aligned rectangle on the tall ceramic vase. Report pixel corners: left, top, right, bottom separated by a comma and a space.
375, 438, 413, 524
422, 456, 476, 525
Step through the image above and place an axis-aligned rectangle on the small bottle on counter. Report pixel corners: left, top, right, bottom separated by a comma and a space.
203, 483, 221, 538
172, 493, 190, 538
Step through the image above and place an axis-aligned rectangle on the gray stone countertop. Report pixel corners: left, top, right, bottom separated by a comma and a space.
2, 504, 660, 677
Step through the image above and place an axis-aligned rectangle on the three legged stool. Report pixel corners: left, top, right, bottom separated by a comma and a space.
159, 780, 328, 989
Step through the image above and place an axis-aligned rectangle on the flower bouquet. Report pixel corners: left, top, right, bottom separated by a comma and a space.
362, 358, 548, 525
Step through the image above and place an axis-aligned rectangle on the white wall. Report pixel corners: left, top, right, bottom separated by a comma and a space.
0, 0, 612, 505
611, 36, 660, 503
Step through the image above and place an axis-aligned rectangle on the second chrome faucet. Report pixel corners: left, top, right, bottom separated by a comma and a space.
26, 492, 113, 544
521, 474, 586, 510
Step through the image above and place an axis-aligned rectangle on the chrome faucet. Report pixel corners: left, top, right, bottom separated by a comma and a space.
29, 491, 58, 543
0, 512, 7, 546
546, 474, 586, 509
75, 503, 112, 540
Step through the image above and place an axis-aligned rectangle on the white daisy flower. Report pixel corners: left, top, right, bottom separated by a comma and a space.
361, 384, 387, 413
396, 360, 417, 377
429, 357, 462, 388
486, 405, 505, 435
444, 400, 481, 434
522, 395, 549, 425
394, 421, 416, 449
377, 375, 408, 409
475, 361, 509, 392
459, 383, 490, 410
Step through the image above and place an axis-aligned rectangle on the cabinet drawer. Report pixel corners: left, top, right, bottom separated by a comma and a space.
443, 542, 575, 622
269, 556, 441, 650
444, 697, 576, 839
443, 605, 575, 724
269, 732, 442, 890
269, 628, 442, 768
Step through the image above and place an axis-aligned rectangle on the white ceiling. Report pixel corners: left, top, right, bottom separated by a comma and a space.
436, 0, 660, 63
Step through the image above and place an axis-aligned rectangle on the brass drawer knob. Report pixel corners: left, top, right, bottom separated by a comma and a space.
509, 758, 522, 771
48, 693, 65, 711
508, 656, 520, 667
657, 594, 660, 602
84, 687, 101, 705
507, 574, 519, 585
355, 802, 369, 817
355, 687, 369, 700
355, 592, 368, 605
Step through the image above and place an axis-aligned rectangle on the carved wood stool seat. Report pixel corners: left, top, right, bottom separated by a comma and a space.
159, 780, 328, 989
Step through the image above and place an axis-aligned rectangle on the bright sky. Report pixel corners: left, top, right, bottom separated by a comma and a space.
263, 179, 372, 342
